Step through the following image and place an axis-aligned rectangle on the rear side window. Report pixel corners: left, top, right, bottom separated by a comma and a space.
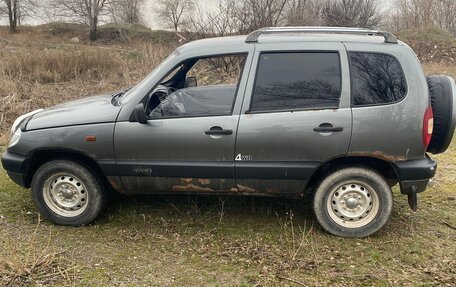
250, 52, 341, 112
349, 52, 407, 106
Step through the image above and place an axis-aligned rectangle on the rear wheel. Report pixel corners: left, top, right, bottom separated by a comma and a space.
313, 167, 393, 238
31, 160, 107, 226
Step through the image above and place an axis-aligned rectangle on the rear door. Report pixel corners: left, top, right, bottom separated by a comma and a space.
234, 42, 352, 195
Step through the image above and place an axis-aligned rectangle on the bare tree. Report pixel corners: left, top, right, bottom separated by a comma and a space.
201, 2, 238, 36
185, 0, 387, 38
155, 0, 194, 31
0, 0, 30, 33
322, 0, 381, 29
184, 0, 290, 38
184, 1, 242, 39
284, 0, 323, 26
1, 0, 18, 33
392, 0, 435, 29
55, 0, 110, 41
387, 0, 456, 34
109, 0, 144, 24
228, 0, 290, 34
434, 0, 456, 33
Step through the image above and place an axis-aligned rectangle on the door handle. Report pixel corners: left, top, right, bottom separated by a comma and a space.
205, 126, 233, 135
313, 123, 344, 133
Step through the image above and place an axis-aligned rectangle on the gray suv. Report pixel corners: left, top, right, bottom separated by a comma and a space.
2, 27, 455, 238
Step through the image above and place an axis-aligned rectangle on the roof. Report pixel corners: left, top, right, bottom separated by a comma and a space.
178, 35, 249, 54
178, 28, 402, 54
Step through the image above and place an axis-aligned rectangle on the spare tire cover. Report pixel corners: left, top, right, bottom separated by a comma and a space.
427, 75, 456, 154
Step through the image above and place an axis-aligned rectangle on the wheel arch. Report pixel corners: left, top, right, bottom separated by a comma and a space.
306, 156, 399, 193
25, 148, 109, 189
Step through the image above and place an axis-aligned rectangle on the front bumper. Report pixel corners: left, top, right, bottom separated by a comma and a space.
1, 150, 30, 188
393, 154, 437, 210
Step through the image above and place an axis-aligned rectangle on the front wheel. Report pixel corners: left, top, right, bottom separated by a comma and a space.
313, 167, 393, 238
31, 160, 107, 226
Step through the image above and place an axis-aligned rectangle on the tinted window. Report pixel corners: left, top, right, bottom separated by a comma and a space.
349, 52, 407, 106
250, 52, 341, 112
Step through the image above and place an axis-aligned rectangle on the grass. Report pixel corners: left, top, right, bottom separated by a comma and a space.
1, 221, 78, 286
0, 25, 455, 286
1, 49, 124, 83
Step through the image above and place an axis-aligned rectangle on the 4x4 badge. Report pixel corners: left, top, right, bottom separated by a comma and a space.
235, 153, 253, 161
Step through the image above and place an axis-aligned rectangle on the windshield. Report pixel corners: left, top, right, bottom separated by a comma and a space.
120, 48, 181, 104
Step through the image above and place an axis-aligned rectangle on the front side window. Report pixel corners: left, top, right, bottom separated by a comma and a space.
149, 54, 246, 118
250, 52, 342, 112
349, 52, 407, 106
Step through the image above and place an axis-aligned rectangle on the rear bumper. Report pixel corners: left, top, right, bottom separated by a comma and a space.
1, 150, 30, 188
394, 154, 437, 194
393, 155, 437, 210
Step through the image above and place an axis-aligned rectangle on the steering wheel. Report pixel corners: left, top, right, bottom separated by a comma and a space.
148, 86, 179, 117
167, 87, 177, 95
152, 86, 177, 101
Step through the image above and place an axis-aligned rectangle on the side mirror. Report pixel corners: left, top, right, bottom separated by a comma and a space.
134, 103, 147, 124
185, 77, 197, 88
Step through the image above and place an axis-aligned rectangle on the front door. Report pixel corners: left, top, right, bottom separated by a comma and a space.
114, 53, 251, 193
234, 43, 353, 195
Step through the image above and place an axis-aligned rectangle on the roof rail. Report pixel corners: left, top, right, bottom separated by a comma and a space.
245, 26, 398, 44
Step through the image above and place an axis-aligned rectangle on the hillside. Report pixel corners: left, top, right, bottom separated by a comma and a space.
30, 22, 179, 44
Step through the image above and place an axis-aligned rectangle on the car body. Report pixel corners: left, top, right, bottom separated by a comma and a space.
2, 27, 455, 237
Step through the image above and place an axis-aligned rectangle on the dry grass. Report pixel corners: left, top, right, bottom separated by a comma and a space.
423, 62, 456, 78
0, 219, 77, 287
1, 49, 123, 83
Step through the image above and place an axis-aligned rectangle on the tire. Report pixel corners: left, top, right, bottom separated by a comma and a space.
427, 75, 456, 154
31, 160, 107, 226
313, 167, 393, 238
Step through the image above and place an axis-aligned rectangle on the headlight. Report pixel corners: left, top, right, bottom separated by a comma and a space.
8, 128, 21, 148
10, 109, 43, 135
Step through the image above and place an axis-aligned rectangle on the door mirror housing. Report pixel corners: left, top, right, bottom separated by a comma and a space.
134, 103, 147, 124
185, 77, 197, 88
